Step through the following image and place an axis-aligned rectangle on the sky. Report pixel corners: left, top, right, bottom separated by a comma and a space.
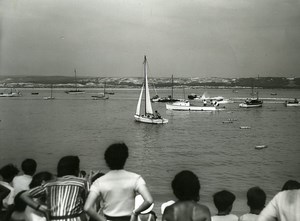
0, 0, 300, 78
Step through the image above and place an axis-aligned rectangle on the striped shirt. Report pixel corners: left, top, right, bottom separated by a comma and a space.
29, 176, 88, 220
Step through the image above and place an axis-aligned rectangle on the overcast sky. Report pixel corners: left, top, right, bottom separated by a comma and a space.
0, 0, 299, 78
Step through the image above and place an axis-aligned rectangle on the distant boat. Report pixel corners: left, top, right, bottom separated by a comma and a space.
270, 93, 277, 96
31, 92, 39, 95
239, 77, 263, 108
134, 56, 168, 124
151, 75, 180, 103
104, 82, 115, 95
166, 100, 221, 111
255, 145, 267, 150
0, 88, 22, 97
65, 69, 85, 94
285, 98, 300, 107
43, 84, 55, 100
92, 82, 109, 100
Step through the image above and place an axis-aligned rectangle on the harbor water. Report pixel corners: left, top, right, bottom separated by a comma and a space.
0, 88, 300, 217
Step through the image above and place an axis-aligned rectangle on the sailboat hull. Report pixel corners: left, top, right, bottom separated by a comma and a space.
134, 115, 168, 124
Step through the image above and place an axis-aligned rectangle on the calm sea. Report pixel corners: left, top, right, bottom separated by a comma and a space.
0, 88, 300, 217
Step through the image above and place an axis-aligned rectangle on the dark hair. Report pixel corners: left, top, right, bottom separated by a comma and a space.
29, 171, 53, 189
13, 190, 27, 212
281, 180, 300, 191
21, 159, 37, 176
104, 143, 129, 170
57, 156, 80, 177
0, 164, 19, 182
213, 190, 236, 212
247, 186, 266, 210
171, 170, 200, 201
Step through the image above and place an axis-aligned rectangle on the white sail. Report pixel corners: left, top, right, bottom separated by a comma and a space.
136, 84, 144, 115
144, 58, 153, 114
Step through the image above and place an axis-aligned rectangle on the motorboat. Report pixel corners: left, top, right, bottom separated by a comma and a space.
285, 99, 300, 107
239, 98, 263, 108
166, 100, 222, 111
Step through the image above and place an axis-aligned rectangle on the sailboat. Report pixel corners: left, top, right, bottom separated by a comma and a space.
134, 56, 168, 124
152, 75, 179, 103
65, 69, 85, 94
92, 82, 109, 100
239, 77, 263, 108
43, 84, 55, 100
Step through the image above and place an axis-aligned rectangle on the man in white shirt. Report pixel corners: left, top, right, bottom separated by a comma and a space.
257, 189, 300, 221
12, 159, 37, 196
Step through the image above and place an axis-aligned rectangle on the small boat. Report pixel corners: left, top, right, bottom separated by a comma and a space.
166, 100, 221, 111
285, 99, 300, 107
152, 75, 180, 103
31, 92, 39, 95
92, 82, 109, 100
255, 145, 268, 150
270, 93, 277, 96
134, 56, 168, 124
0, 88, 22, 97
240, 126, 251, 129
65, 69, 85, 94
43, 84, 55, 100
239, 98, 263, 108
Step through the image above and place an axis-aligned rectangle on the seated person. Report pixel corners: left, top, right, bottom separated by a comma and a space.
162, 170, 211, 221
211, 190, 238, 221
154, 110, 161, 119
239, 187, 266, 221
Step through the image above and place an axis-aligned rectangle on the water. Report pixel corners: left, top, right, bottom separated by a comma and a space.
0, 88, 300, 217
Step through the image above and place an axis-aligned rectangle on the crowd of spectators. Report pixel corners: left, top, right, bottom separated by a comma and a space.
1, 142, 299, 221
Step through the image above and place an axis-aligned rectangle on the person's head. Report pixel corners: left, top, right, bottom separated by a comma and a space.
104, 142, 129, 170
29, 171, 53, 189
213, 190, 236, 214
13, 190, 27, 212
0, 164, 19, 182
171, 170, 200, 201
57, 156, 80, 177
281, 180, 300, 191
247, 187, 266, 212
21, 159, 37, 176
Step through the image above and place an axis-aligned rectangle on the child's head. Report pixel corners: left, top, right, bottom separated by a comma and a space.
29, 171, 53, 189
281, 180, 300, 191
57, 156, 80, 177
21, 159, 37, 176
172, 170, 200, 201
247, 187, 266, 211
0, 164, 19, 182
213, 190, 236, 214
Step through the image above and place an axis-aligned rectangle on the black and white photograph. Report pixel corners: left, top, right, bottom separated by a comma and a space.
0, 0, 299, 220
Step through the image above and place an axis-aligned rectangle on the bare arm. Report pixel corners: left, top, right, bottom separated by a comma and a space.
20, 190, 49, 214
84, 191, 106, 221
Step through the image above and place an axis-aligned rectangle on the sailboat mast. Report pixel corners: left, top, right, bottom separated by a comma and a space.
144, 56, 147, 115
50, 84, 53, 98
104, 81, 106, 94
74, 69, 78, 91
171, 75, 174, 99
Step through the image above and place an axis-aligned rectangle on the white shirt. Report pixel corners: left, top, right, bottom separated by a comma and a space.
90, 170, 146, 217
0, 181, 14, 209
257, 189, 300, 221
239, 213, 258, 221
12, 174, 32, 196
212, 214, 239, 221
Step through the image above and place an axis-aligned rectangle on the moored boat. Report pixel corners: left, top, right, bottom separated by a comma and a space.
65, 69, 85, 94
285, 99, 300, 107
239, 98, 263, 108
0, 88, 22, 97
166, 100, 221, 111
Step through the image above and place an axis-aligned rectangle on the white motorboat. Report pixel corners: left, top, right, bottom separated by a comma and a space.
134, 56, 168, 124
166, 100, 221, 111
285, 99, 300, 107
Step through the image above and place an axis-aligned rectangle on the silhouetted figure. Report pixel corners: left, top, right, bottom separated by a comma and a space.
162, 170, 211, 221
